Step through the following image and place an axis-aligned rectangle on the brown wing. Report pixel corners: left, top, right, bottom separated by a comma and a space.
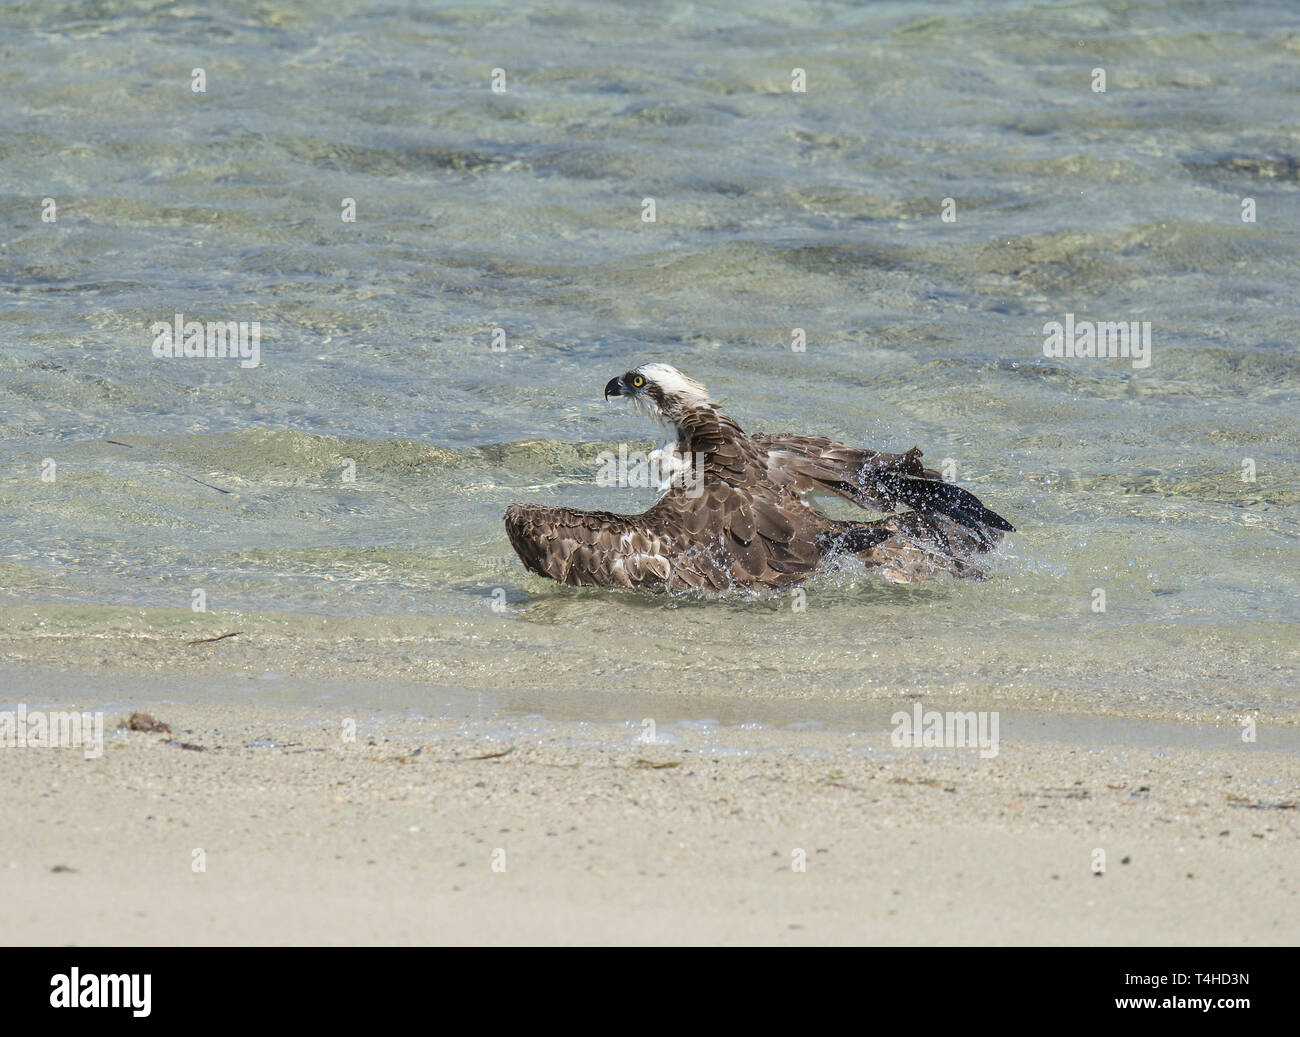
752, 434, 938, 508
503, 503, 674, 589
754, 433, 1014, 547
504, 410, 830, 591
504, 462, 825, 592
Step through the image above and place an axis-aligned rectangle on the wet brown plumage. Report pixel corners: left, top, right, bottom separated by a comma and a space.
504, 363, 1014, 591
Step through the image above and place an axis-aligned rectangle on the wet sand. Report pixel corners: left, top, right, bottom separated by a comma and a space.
2, 603, 1296, 728
2, 673, 1295, 945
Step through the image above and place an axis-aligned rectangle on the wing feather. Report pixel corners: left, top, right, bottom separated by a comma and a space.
754, 433, 1013, 542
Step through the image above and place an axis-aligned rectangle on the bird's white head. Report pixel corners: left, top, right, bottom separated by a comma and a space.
604, 363, 712, 428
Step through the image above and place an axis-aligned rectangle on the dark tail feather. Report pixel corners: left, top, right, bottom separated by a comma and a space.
877, 473, 1015, 534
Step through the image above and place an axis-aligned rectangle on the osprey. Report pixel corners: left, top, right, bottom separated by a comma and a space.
504, 363, 1014, 590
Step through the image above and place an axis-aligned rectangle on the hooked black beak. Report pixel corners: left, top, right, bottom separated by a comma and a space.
604, 376, 622, 400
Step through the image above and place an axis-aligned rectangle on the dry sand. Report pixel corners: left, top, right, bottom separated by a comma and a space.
1, 685, 1296, 945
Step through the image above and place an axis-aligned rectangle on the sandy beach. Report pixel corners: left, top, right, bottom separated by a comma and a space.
2, 666, 1295, 945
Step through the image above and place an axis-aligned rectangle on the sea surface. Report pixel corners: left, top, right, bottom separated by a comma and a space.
1, 1, 1297, 724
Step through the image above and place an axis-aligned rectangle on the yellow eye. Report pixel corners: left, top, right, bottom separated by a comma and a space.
631, 375, 644, 388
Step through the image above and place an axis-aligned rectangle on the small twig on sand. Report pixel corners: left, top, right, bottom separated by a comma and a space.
187, 631, 243, 646
467, 746, 515, 760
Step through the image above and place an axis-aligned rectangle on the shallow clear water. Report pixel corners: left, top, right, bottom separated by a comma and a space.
1, 1, 1297, 721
